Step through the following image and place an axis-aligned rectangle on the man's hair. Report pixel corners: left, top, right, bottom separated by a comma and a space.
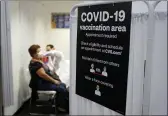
28, 44, 40, 57
47, 44, 54, 49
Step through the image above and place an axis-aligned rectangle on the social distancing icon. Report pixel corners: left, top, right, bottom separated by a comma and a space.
95, 85, 101, 96
102, 67, 108, 77
90, 63, 95, 73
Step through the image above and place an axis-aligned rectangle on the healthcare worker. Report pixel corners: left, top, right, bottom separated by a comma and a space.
44, 44, 64, 73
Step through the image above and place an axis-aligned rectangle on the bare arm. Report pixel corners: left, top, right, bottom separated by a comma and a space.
36, 68, 60, 85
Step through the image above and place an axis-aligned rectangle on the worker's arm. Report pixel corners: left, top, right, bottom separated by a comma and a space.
36, 68, 60, 85
53, 51, 64, 62
44, 51, 54, 57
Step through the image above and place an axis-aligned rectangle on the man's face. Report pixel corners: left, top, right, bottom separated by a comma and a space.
34, 48, 42, 59
37, 48, 41, 53
46, 46, 52, 51
37, 48, 43, 59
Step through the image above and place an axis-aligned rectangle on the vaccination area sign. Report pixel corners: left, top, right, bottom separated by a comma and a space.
76, 2, 132, 115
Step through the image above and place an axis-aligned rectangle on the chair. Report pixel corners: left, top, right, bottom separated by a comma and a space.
29, 89, 57, 115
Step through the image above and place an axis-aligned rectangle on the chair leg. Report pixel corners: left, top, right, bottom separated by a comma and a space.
29, 97, 37, 115
54, 94, 58, 115
29, 92, 58, 115
29, 98, 32, 115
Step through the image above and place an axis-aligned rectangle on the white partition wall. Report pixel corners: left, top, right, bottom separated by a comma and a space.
70, 1, 148, 115
0, 0, 14, 108
142, 1, 167, 115
70, 1, 167, 115
148, 1, 167, 115
0, 1, 3, 116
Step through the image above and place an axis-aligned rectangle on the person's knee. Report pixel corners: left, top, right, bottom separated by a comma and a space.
56, 83, 67, 93
60, 83, 66, 87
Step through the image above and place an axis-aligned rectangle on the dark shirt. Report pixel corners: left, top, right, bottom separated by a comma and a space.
29, 61, 60, 89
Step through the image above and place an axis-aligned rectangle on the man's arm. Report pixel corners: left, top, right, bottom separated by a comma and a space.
36, 67, 60, 85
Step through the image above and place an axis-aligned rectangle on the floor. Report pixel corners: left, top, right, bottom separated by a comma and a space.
13, 99, 69, 116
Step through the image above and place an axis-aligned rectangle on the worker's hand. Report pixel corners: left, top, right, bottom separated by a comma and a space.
54, 80, 61, 85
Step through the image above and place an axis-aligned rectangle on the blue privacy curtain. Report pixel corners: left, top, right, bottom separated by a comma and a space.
1, 0, 14, 107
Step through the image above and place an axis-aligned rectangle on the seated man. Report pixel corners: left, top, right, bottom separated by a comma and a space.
28, 44, 69, 112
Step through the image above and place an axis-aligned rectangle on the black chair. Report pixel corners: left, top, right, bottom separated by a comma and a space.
29, 89, 57, 115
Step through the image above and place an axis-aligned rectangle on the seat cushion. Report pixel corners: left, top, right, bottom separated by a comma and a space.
37, 91, 56, 95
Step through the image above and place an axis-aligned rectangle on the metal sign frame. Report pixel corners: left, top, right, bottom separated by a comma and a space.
0, 1, 4, 116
